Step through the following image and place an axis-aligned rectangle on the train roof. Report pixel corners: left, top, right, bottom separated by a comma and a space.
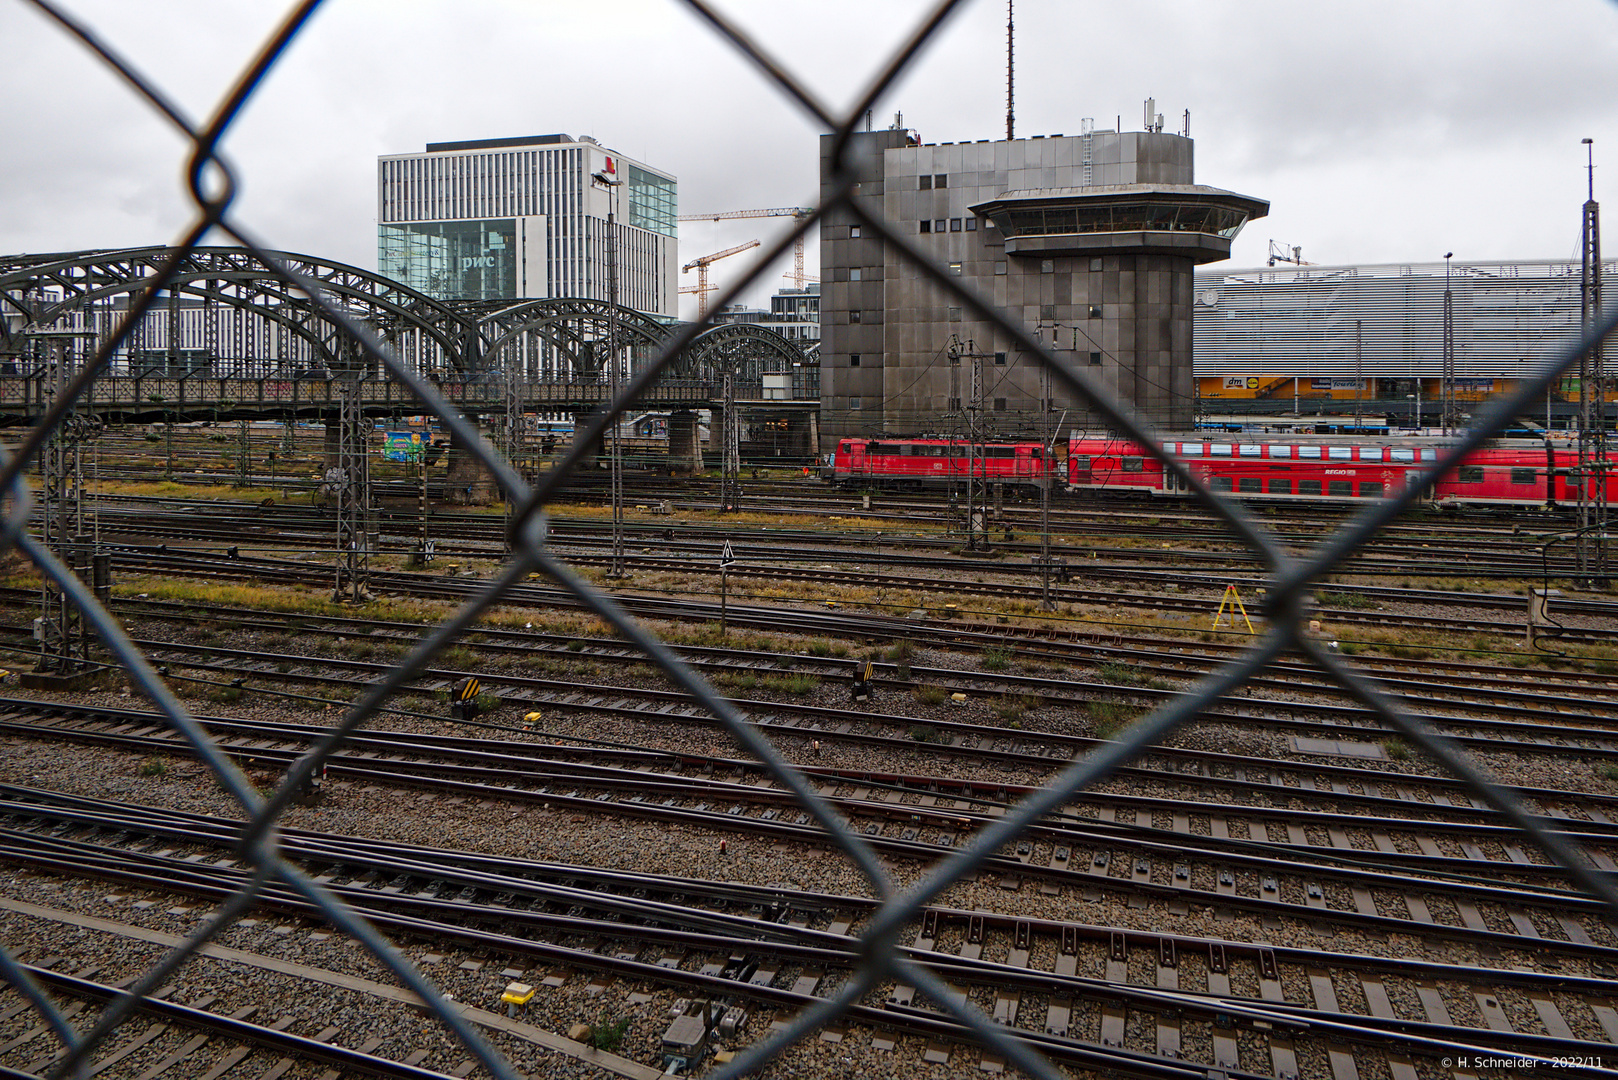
1068, 431, 1557, 449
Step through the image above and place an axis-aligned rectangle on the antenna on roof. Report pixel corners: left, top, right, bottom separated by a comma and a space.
1005, 0, 1015, 141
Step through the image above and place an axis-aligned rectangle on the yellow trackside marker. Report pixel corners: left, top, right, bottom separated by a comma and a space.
501, 982, 535, 1006
456, 677, 480, 702
1211, 584, 1255, 634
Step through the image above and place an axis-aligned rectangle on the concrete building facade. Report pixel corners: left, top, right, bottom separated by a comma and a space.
818, 125, 1265, 438
377, 134, 677, 317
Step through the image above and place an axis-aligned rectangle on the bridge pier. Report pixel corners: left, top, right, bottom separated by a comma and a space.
668, 410, 704, 475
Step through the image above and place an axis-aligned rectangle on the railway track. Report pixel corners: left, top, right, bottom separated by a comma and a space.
80, 542, 1618, 649
5, 782, 1617, 1079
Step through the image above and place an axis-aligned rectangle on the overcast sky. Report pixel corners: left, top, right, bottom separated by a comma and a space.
3, 0, 1615, 319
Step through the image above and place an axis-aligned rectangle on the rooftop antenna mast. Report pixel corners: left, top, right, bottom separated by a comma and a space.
1005, 0, 1014, 141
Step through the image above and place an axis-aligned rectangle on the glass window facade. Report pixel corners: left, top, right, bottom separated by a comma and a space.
626, 164, 677, 237
987, 200, 1251, 240
379, 218, 517, 301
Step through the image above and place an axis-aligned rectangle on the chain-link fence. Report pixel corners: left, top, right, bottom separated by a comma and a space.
4, 2, 1618, 1078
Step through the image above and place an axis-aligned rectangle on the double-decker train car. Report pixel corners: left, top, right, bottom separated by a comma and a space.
831, 436, 1057, 491
1068, 435, 1617, 507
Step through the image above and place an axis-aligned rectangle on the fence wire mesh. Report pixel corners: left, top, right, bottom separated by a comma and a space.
3, 1, 1618, 1078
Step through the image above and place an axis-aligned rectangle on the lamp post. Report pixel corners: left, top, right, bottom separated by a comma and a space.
1441, 252, 1455, 436
592, 168, 625, 577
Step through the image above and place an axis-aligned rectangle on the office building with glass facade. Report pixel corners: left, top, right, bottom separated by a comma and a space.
377, 134, 677, 317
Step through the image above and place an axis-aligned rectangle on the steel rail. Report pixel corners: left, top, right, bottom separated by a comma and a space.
6, 804, 1615, 1076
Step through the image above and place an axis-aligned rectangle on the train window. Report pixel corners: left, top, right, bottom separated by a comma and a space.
1391, 449, 1416, 463
1458, 466, 1483, 482
1299, 479, 1323, 494
1268, 478, 1292, 494
869, 442, 899, 455
1512, 468, 1537, 485
1238, 477, 1262, 493
1178, 444, 1203, 457
1210, 476, 1233, 491
1298, 446, 1322, 459
900, 444, 920, 456
1329, 447, 1353, 460
1268, 446, 1292, 458
1122, 457, 1143, 472
1239, 445, 1262, 456
1029, 447, 1043, 459
1328, 480, 1353, 496
986, 446, 1015, 458
1071, 456, 1091, 470
1209, 444, 1232, 456
1360, 481, 1384, 498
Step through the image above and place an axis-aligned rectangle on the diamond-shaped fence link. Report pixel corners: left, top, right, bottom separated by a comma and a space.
3, 1, 1618, 1078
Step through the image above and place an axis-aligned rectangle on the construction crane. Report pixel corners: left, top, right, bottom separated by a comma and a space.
680, 240, 760, 318
679, 207, 815, 288
1267, 240, 1314, 267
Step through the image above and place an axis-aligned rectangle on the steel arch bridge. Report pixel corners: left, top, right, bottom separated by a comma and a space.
1, 247, 810, 388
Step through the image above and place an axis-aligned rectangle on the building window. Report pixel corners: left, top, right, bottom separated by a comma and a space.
947, 306, 961, 321
934, 174, 948, 188
1040, 304, 1056, 320
1088, 304, 1103, 318
995, 261, 1007, 275
950, 218, 962, 232
919, 220, 931, 233
994, 352, 1007, 366
850, 267, 861, 281
948, 396, 962, 410
966, 217, 978, 231
1090, 257, 1103, 271
934, 220, 946, 233
1089, 351, 1102, 365
849, 353, 861, 367
948, 262, 962, 275
919, 175, 932, 190
1041, 259, 1054, 273
850, 225, 861, 238
849, 310, 862, 323
849, 396, 862, 410
993, 397, 1007, 411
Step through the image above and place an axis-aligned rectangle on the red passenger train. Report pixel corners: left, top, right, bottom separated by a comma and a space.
830, 437, 1057, 491
1068, 435, 1618, 507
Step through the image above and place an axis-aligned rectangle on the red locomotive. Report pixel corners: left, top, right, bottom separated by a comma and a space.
830, 436, 1057, 492
1068, 435, 1618, 507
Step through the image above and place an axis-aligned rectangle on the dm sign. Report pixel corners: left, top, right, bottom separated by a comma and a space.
382, 431, 424, 462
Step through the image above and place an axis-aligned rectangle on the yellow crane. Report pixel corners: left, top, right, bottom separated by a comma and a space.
679, 207, 815, 289
680, 240, 760, 318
